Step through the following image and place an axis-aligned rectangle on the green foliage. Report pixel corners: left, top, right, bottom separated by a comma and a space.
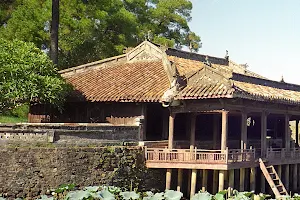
54, 183, 76, 194
0, 115, 27, 123
0, 0, 201, 69
2, 103, 29, 118
0, 38, 71, 113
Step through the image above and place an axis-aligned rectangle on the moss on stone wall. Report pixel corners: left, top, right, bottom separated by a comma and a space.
0, 147, 165, 199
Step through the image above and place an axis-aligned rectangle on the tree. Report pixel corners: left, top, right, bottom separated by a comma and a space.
50, 0, 59, 64
0, 0, 201, 69
0, 39, 70, 113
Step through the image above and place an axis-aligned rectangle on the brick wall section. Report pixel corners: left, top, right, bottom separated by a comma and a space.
0, 147, 165, 199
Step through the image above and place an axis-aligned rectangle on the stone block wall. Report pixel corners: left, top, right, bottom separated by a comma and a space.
0, 147, 165, 199
0, 123, 140, 145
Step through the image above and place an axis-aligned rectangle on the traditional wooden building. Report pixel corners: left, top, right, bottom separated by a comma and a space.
30, 41, 300, 197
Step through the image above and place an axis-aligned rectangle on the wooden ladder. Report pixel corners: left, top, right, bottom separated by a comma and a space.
259, 158, 288, 197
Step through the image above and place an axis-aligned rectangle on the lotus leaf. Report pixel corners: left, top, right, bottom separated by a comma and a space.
94, 189, 116, 200
164, 190, 183, 200
84, 186, 99, 193
65, 190, 91, 200
37, 195, 54, 200
143, 192, 164, 200
120, 191, 140, 200
191, 191, 213, 200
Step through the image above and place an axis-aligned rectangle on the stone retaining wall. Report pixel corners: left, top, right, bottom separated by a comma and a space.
0, 123, 140, 145
0, 147, 165, 199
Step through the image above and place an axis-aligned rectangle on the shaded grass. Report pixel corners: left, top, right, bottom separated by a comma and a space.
0, 115, 27, 123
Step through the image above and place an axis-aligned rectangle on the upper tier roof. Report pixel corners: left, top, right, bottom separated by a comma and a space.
60, 41, 300, 105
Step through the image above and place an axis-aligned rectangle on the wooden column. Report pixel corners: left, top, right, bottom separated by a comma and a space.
228, 169, 234, 190
190, 114, 196, 150
285, 114, 290, 149
221, 111, 228, 150
166, 113, 175, 190
261, 112, 267, 157
213, 114, 220, 149
202, 169, 208, 191
296, 119, 299, 147
166, 169, 172, 190
241, 111, 248, 149
177, 169, 183, 192
293, 164, 297, 192
239, 168, 245, 191
285, 164, 289, 192
298, 164, 300, 191
218, 170, 225, 191
168, 113, 175, 149
190, 169, 197, 197
277, 165, 282, 179
213, 170, 218, 194
250, 168, 256, 192
261, 172, 265, 193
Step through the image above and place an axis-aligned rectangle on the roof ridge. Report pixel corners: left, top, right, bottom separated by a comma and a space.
232, 73, 300, 91
59, 54, 126, 76
166, 48, 229, 65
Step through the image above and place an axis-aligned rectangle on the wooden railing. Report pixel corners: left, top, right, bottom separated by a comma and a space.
266, 148, 300, 161
145, 148, 256, 164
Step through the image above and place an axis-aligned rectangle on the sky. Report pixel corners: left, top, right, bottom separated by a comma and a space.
189, 0, 300, 84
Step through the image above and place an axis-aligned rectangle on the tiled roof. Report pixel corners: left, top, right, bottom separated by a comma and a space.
61, 41, 300, 105
233, 80, 300, 105
177, 83, 234, 99
166, 50, 264, 80
176, 65, 300, 104
167, 55, 206, 76
66, 60, 170, 102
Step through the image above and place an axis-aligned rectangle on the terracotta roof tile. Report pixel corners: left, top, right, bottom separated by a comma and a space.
233, 80, 300, 104
177, 83, 234, 100
66, 60, 170, 102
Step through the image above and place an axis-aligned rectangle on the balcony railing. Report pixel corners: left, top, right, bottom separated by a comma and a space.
145, 147, 256, 164
266, 148, 300, 161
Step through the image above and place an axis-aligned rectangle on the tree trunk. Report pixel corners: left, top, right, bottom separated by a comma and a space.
50, 0, 59, 65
